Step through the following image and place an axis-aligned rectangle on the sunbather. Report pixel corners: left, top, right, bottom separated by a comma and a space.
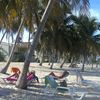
49, 70, 69, 79
3, 67, 20, 82
3, 70, 39, 84
44, 75, 87, 100
27, 70, 39, 83
11, 67, 21, 75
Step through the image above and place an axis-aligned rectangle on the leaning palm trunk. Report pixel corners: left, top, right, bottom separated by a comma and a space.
91, 63, 94, 69
28, 32, 31, 48
0, 31, 6, 45
0, 18, 24, 74
16, 0, 55, 89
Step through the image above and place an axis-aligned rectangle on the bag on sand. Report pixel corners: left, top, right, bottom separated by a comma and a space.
60, 80, 67, 87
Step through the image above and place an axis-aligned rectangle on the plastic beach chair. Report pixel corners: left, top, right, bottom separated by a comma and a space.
44, 75, 87, 100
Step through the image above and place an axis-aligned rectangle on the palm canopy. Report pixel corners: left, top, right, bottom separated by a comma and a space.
0, 0, 90, 35
40, 13, 100, 63
70, 15, 100, 66
0, 0, 90, 89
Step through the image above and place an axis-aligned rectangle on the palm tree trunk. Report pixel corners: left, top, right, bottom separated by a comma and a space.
48, 54, 51, 65
69, 57, 74, 67
50, 62, 54, 69
91, 63, 93, 69
60, 58, 66, 68
50, 52, 55, 69
0, 31, 6, 45
81, 56, 85, 72
34, 10, 39, 26
0, 18, 24, 74
28, 32, 31, 48
96, 62, 98, 68
16, 0, 55, 89
39, 51, 44, 66
8, 36, 10, 56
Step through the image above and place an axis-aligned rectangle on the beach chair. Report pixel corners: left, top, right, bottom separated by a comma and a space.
2, 73, 18, 84
2, 72, 38, 85
44, 75, 86, 100
76, 70, 94, 87
2, 67, 21, 84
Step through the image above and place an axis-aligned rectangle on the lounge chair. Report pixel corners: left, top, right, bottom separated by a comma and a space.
76, 70, 95, 87
2, 67, 21, 84
2, 72, 38, 85
2, 73, 18, 84
44, 75, 86, 100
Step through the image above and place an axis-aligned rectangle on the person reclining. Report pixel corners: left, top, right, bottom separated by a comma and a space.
11, 67, 21, 76
3, 70, 39, 84
3, 67, 21, 82
49, 70, 69, 79
6, 67, 21, 80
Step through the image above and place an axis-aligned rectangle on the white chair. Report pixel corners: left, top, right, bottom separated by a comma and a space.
76, 70, 95, 88
43, 75, 87, 100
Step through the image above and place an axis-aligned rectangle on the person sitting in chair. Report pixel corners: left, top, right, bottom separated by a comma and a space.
49, 70, 69, 80
27, 70, 39, 83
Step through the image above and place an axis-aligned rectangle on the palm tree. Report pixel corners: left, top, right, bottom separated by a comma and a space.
16, 0, 56, 89
0, 0, 40, 73
0, 18, 24, 73
16, 0, 90, 89
0, 0, 90, 89
71, 15, 99, 71
0, 31, 6, 45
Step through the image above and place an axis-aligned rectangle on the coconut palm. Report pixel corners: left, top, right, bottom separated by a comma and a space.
0, 0, 90, 89
16, 0, 90, 89
0, 31, 6, 45
71, 15, 100, 71
15, 0, 55, 89
0, 18, 24, 73
0, 0, 40, 73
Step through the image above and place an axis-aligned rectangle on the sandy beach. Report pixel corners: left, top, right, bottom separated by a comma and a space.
0, 62, 100, 100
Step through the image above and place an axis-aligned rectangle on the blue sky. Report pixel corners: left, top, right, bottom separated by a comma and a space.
90, 0, 100, 11
90, 0, 100, 21
89, 0, 100, 35
1, 0, 100, 42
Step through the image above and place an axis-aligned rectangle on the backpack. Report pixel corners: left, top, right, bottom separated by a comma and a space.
60, 80, 67, 87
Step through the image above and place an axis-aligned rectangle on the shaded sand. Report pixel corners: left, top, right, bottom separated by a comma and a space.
0, 62, 100, 100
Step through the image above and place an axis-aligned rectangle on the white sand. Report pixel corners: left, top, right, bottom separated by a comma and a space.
0, 62, 100, 100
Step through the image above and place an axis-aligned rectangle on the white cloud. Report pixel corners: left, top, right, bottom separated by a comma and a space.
90, 9, 100, 21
